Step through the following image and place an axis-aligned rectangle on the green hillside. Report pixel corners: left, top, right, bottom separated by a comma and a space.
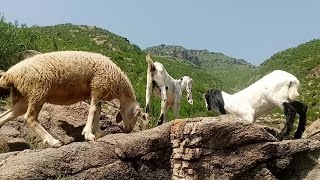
1, 17, 319, 126
250, 39, 320, 122
0, 18, 221, 125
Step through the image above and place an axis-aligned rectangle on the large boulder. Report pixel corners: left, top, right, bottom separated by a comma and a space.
0, 115, 319, 179
1, 101, 146, 151
303, 119, 320, 140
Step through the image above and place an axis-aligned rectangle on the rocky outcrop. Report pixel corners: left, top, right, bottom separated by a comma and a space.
144, 44, 255, 69
0, 101, 146, 151
0, 115, 320, 179
308, 65, 320, 77
304, 119, 320, 140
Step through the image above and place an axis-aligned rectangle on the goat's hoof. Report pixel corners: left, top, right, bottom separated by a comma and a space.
44, 138, 62, 148
157, 121, 163, 126
84, 133, 96, 141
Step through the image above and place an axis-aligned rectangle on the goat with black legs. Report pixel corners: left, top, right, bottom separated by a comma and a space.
205, 70, 308, 140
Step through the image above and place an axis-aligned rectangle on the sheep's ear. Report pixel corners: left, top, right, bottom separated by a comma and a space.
116, 112, 122, 123
134, 107, 141, 119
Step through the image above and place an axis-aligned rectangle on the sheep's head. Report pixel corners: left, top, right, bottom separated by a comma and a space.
116, 102, 145, 133
204, 89, 227, 114
181, 76, 193, 105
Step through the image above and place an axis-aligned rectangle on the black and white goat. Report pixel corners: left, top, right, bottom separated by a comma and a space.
205, 70, 308, 140
145, 54, 193, 126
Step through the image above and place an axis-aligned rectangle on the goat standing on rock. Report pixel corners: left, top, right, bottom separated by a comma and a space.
205, 70, 308, 140
0, 51, 143, 148
145, 54, 193, 126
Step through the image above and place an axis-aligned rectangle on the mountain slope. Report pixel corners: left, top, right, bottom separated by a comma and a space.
145, 44, 256, 92
0, 20, 220, 123
1, 18, 319, 124
250, 39, 320, 122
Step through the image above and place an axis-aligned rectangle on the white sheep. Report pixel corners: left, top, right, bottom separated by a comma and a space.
145, 54, 193, 125
0, 51, 143, 147
204, 70, 308, 140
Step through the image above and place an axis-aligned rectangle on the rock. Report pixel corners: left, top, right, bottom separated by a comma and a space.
2, 101, 147, 150
0, 126, 30, 153
0, 115, 319, 179
308, 65, 320, 78
284, 150, 320, 180
0, 122, 173, 180
0, 126, 20, 137
303, 119, 320, 140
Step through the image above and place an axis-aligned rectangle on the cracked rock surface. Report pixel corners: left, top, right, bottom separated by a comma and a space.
0, 113, 320, 179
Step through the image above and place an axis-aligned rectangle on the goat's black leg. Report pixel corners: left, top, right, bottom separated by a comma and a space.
289, 101, 308, 139
278, 102, 297, 140
157, 114, 164, 126
145, 104, 150, 113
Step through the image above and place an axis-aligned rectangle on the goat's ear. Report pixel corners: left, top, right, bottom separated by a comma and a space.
116, 112, 122, 123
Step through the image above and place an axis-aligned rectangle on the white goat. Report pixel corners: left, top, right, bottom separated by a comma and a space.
205, 70, 308, 140
145, 54, 193, 125
0, 51, 143, 147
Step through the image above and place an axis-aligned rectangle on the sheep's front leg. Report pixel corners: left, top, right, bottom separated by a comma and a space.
82, 97, 99, 141
92, 102, 105, 138
25, 102, 62, 148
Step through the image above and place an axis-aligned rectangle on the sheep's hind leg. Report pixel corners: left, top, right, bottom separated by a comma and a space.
0, 99, 28, 127
25, 102, 62, 148
92, 102, 105, 138
82, 96, 99, 141
278, 102, 297, 140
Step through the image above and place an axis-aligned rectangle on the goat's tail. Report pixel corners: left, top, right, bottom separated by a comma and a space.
146, 53, 155, 70
288, 81, 300, 101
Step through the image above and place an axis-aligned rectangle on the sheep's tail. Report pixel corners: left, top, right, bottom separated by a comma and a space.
0, 73, 13, 98
288, 81, 300, 101
146, 53, 155, 70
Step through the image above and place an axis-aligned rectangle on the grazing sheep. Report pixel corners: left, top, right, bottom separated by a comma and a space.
145, 54, 193, 126
205, 70, 308, 140
0, 51, 142, 147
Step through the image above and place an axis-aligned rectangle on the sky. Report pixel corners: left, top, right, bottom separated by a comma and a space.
1, 0, 320, 65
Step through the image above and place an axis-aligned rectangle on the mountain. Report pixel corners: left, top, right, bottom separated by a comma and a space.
144, 44, 255, 69
145, 44, 256, 92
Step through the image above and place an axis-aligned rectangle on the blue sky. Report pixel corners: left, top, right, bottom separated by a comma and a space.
1, 0, 320, 65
